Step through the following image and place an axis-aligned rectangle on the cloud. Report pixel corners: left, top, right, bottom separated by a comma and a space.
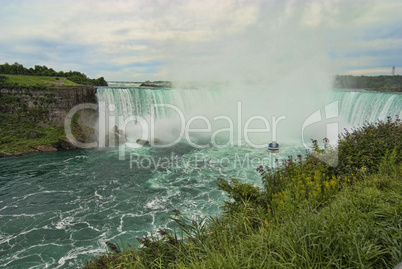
0, 0, 401, 80
347, 67, 399, 76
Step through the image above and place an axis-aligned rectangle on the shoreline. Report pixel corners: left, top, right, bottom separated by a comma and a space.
0, 139, 78, 157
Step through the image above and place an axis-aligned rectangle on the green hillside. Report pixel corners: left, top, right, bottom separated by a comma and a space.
0, 62, 108, 86
1, 74, 76, 87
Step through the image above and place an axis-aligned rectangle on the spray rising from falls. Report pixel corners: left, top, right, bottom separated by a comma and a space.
97, 84, 402, 148
97, 84, 226, 147
97, 81, 330, 148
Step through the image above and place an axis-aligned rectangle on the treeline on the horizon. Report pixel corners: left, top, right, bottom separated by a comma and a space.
334, 74, 402, 92
0, 62, 107, 86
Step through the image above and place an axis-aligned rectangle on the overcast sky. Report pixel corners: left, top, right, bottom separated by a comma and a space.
1, 0, 401, 81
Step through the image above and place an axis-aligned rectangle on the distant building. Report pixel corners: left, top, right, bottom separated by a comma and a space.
392, 66, 395, 76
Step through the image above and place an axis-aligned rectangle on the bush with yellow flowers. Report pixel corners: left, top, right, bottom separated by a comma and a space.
255, 148, 357, 222
84, 118, 402, 269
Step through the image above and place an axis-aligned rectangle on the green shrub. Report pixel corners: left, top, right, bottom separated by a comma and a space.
337, 116, 402, 176
216, 178, 262, 214
82, 118, 402, 268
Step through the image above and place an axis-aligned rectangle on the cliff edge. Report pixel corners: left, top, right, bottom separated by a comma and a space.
0, 85, 98, 156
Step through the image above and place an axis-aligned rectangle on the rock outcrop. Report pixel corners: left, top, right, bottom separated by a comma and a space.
0, 85, 98, 156
0, 86, 97, 125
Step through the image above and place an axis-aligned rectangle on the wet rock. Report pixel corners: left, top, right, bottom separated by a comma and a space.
0, 151, 14, 157
135, 138, 161, 146
104, 126, 126, 146
33, 145, 57, 152
54, 138, 77, 150
136, 139, 150, 146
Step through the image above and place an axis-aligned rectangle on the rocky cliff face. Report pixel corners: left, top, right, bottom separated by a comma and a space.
0, 86, 98, 155
0, 86, 97, 124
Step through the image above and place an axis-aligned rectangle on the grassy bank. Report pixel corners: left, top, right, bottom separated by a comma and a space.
0, 108, 65, 154
0, 75, 97, 155
0, 62, 108, 86
83, 117, 402, 268
0, 108, 95, 155
1, 74, 77, 87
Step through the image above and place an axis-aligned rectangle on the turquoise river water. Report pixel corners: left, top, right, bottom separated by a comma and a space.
1, 83, 401, 268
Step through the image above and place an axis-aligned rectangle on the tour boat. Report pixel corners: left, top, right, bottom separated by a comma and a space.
268, 141, 279, 152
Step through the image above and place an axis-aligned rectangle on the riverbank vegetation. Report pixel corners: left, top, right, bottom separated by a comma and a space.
334, 75, 402, 92
83, 117, 402, 268
0, 104, 94, 155
0, 92, 96, 155
0, 62, 107, 86
0, 63, 100, 155
0, 106, 64, 154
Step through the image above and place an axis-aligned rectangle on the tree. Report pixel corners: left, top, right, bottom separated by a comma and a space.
13, 62, 21, 75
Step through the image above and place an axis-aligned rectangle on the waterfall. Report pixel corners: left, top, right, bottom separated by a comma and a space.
96, 84, 401, 146
97, 86, 220, 120
96, 84, 223, 145
333, 91, 402, 126
98, 86, 401, 125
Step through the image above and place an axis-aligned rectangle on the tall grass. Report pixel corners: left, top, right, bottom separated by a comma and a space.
83, 118, 402, 268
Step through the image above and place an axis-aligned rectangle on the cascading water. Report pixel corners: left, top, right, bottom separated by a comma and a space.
0, 83, 401, 268
333, 90, 402, 126
97, 85, 221, 120
97, 83, 225, 147
97, 84, 402, 148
